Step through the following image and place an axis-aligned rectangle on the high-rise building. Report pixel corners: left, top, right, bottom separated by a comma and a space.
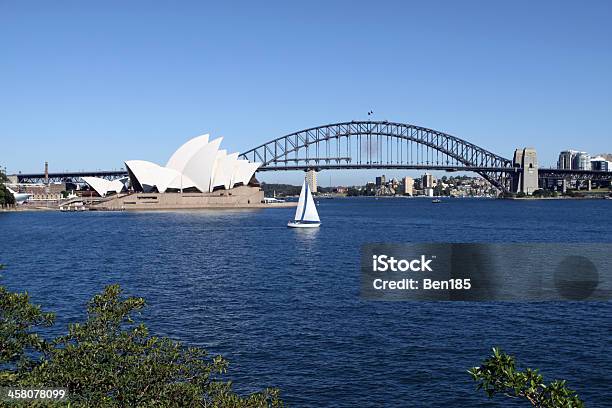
375, 175, 386, 187
590, 157, 610, 172
573, 152, 591, 170
403, 176, 414, 196
306, 169, 318, 193
422, 173, 434, 189
558, 150, 590, 170
558, 150, 576, 169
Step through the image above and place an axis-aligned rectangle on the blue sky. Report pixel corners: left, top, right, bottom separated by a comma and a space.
1, 0, 611, 185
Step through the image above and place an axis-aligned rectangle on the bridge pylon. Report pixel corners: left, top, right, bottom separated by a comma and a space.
511, 148, 539, 194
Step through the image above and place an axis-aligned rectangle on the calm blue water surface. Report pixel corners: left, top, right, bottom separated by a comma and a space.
1, 198, 611, 407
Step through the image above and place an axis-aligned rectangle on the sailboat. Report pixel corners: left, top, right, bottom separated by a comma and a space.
288, 180, 321, 228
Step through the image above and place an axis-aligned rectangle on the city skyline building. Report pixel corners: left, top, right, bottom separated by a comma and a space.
558, 150, 577, 170
422, 173, 434, 189
590, 157, 610, 172
403, 176, 414, 196
574, 152, 591, 170
558, 150, 591, 171
306, 169, 318, 193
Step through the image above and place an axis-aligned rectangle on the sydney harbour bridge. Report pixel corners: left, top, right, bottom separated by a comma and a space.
13, 121, 612, 193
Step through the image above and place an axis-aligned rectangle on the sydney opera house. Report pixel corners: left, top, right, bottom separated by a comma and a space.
84, 134, 268, 210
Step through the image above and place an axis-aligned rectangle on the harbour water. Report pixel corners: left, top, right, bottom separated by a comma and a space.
1, 198, 610, 407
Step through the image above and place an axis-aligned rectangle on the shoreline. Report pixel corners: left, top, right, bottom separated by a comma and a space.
1, 202, 297, 212
504, 195, 611, 200
3, 195, 610, 212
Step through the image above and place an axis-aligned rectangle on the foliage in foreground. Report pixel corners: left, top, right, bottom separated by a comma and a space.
469, 347, 583, 407
0, 266, 55, 385
0, 265, 282, 407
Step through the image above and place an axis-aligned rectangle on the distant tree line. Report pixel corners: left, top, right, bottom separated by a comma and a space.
346, 187, 366, 196
261, 183, 302, 197
0, 264, 283, 407
501, 188, 612, 199
260, 183, 337, 196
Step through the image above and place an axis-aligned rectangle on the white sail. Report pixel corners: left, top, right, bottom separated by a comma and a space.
294, 180, 307, 221
302, 183, 320, 222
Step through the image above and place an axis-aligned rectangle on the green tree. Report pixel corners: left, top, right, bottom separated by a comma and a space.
347, 187, 363, 197
0, 171, 16, 207
0, 185, 15, 208
469, 347, 584, 407
0, 264, 55, 385
1, 265, 282, 407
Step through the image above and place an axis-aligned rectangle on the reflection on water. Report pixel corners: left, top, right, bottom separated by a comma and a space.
291, 226, 320, 244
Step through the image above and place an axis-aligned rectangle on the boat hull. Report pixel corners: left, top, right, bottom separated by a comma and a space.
287, 221, 321, 228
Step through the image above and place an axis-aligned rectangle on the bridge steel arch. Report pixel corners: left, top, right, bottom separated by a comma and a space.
239, 121, 516, 191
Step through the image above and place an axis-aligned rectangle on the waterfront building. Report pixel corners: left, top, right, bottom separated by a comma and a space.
558, 150, 576, 169
306, 169, 318, 193
335, 186, 348, 194
558, 150, 591, 170
22, 183, 65, 201
422, 173, 434, 189
79, 134, 268, 210
590, 157, 609, 172
124, 134, 261, 194
375, 175, 386, 187
573, 152, 591, 170
402, 176, 414, 196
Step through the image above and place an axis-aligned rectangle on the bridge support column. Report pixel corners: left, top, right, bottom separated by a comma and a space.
512, 148, 539, 194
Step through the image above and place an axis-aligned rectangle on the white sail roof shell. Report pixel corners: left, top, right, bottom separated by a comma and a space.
154, 167, 197, 192
111, 178, 127, 193
165, 172, 197, 191
179, 137, 223, 193
212, 152, 239, 190
125, 160, 163, 192
125, 160, 159, 192
232, 160, 261, 186
82, 177, 126, 197
125, 134, 261, 193
211, 149, 227, 189
166, 134, 209, 172
126, 160, 199, 193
